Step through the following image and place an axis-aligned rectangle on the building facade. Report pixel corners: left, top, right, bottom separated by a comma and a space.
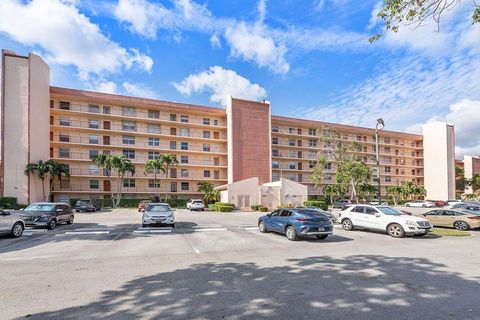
1, 50, 457, 204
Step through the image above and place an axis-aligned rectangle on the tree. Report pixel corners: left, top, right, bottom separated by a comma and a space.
400, 181, 426, 200
158, 154, 178, 201
455, 165, 467, 194
386, 185, 403, 205
111, 155, 136, 207
92, 154, 115, 207
358, 183, 377, 202
144, 159, 166, 200
25, 160, 51, 201
197, 180, 219, 204
47, 160, 70, 202
470, 174, 480, 194
370, 0, 480, 42
341, 160, 372, 202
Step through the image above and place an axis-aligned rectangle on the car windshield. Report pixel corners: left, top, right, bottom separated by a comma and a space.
377, 206, 402, 216
147, 204, 171, 212
77, 200, 90, 204
25, 204, 55, 211
295, 210, 327, 217
193, 201, 203, 204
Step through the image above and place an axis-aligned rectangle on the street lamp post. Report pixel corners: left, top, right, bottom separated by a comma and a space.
375, 118, 385, 204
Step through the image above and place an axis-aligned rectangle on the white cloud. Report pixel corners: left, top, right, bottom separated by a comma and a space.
225, 22, 290, 74
97, 81, 118, 94
173, 66, 267, 107
0, 0, 153, 79
210, 33, 221, 48
122, 82, 158, 99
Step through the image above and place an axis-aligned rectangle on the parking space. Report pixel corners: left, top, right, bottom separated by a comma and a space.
1, 208, 479, 319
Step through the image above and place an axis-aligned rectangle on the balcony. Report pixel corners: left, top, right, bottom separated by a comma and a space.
66, 168, 227, 180
52, 184, 205, 194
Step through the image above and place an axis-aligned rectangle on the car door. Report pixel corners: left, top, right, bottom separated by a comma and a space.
364, 207, 383, 230
442, 210, 459, 227
54, 205, 67, 222
350, 206, 371, 228
264, 210, 281, 231
424, 210, 441, 226
62, 205, 72, 221
277, 209, 291, 233
0, 210, 12, 232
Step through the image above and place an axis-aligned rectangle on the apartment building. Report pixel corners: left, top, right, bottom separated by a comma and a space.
1, 50, 457, 204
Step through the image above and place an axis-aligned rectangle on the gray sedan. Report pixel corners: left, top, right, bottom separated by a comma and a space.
0, 210, 25, 238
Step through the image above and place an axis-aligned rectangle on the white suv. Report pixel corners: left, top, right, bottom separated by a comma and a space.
338, 205, 432, 238
186, 199, 205, 211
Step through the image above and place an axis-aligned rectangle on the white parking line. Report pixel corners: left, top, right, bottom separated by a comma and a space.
62, 231, 110, 235
243, 226, 259, 230
193, 227, 228, 232
133, 229, 172, 234
74, 228, 113, 231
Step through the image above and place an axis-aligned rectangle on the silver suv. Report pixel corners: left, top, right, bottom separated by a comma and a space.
187, 199, 205, 211
0, 210, 25, 238
142, 203, 175, 228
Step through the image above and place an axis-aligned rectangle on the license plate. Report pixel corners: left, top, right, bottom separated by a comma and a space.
317, 227, 324, 231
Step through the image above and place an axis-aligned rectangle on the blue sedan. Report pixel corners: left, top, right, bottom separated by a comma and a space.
258, 208, 333, 241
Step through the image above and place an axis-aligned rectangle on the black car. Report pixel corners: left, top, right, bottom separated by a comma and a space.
75, 199, 100, 212
18, 203, 74, 230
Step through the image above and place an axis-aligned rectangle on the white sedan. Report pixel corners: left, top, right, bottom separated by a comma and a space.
338, 205, 432, 237
404, 201, 435, 208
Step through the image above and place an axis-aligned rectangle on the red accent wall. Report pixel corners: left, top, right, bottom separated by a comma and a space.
230, 98, 271, 184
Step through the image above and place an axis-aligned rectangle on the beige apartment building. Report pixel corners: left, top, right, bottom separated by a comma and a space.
1, 50, 457, 205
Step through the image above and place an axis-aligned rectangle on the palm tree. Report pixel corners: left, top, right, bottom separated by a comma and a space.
111, 155, 136, 207
25, 160, 51, 201
386, 185, 403, 205
92, 154, 115, 206
197, 180, 219, 204
158, 154, 178, 201
47, 160, 70, 201
144, 159, 165, 200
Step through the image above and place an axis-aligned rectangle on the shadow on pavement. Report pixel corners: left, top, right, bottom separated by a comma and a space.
19, 255, 480, 320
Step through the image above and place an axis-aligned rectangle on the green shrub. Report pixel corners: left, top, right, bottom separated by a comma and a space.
208, 204, 216, 210
214, 202, 235, 211
277, 204, 290, 209
217, 205, 234, 212
259, 206, 269, 212
304, 200, 328, 210
166, 199, 187, 208
0, 197, 19, 209
251, 204, 261, 211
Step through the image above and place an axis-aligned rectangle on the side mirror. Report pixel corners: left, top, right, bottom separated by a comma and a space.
55, 209, 63, 213
375, 213, 381, 218
19, 208, 24, 211
141, 209, 145, 213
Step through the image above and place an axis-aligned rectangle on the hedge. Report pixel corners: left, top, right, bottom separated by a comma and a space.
259, 206, 269, 212
214, 202, 235, 211
208, 204, 216, 210
251, 204, 261, 211
304, 200, 328, 210
217, 205, 234, 212
0, 197, 27, 210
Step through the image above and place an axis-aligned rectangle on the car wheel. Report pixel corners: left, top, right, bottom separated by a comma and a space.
422, 204, 426, 208
47, 219, 57, 230
142, 223, 148, 228
75, 209, 80, 213
342, 219, 354, 231
405, 204, 410, 207
10, 222, 24, 238
454, 221, 469, 230
387, 223, 405, 238
285, 226, 298, 241
316, 234, 328, 240
67, 215, 74, 225
258, 221, 268, 233
171, 223, 175, 229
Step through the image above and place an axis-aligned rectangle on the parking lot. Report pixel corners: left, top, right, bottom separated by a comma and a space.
1, 208, 479, 320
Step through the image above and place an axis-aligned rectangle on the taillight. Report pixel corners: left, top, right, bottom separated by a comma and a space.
467, 216, 480, 220
296, 218, 306, 221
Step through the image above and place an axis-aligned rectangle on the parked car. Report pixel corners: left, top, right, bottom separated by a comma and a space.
302, 206, 335, 222
0, 210, 25, 238
258, 208, 333, 241
187, 199, 205, 211
75, 199, 100, 212
368, 200, 389, 205
447, 200, 462, 206
404, 200, 435, 208
332, 199, 353, 209
142, 203, 175, 228
432, 200, 448, 207
138, 200, 152, 212
451, 203, 480, 211
338, 205, 432, 238
400, 210, 413, 216
18, 203, 74, 230
423, 209, 480, 230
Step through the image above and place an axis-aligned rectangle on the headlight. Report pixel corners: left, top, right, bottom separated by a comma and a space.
143, 213, 151, 219
405, 220, 416, 226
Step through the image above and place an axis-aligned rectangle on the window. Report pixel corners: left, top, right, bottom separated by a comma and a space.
170, 168, 177, 178
272, 137, 278, 145
385, 176, 392, 183
181, 182, 189, 191
384, 137, 391, 144
288, 151, 296, 158
325, 162, 332, 170
170, 141, 177, 150
309, 161, 316, 169
204, 170, 211, 178
357, 135, 362, 141
309, 139, 317, 147
365, 207, 378, 215
181, 169, 189, 177
148, 151, 160, 160
384, 146, 391, 153
289, 128, 295, 134
180, 115, 189, 123
59, 101, 70, 110
214, 170, 220, 179
89, 120, 100, 129
59, 148, 70, 158
203, 157, 211, 165
122, 135, 135, 145
148, 110, 160, 119
89, 135, 99, 144
122, 120, 136, 131
272, 126, 279, 132
88, 104, 99, 113
122, 106, 136, 116
148, 124, 161, 134
123, 178, 135, 188
203, 144, 210, 152
89, 165, 100, 175
288, 162, 296, 169
103, 106, 111, 114
59, 117, 70, 126
385, 166, 391, 173
214, 157, 219, 166
213, 119, 219, 126
170, 114, 177, 121
179, 128, 189, 136
123, 149, 135, 159
148, 137, 159, 146
89, 150, 99, 159
171, 182, 177, 192
149, 180, 160, 188
272, 161, 279, 169
272, 172, 280, 181
309, 128, 316, 136
203, 118, 210, 125
272, 149, 279, 157
203, 131, 211, 139
289, 139, 295, 146
90, 180, 99, 189
180, 155, 188, 164
59, 134, 69, 142
181, 142, 189, 150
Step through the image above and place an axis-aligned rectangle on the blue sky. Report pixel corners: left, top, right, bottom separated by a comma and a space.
0, 0, 479, 157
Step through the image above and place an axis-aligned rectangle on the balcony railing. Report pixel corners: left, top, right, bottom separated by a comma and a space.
66, 168, 226, 180
53, 184, 204, 193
